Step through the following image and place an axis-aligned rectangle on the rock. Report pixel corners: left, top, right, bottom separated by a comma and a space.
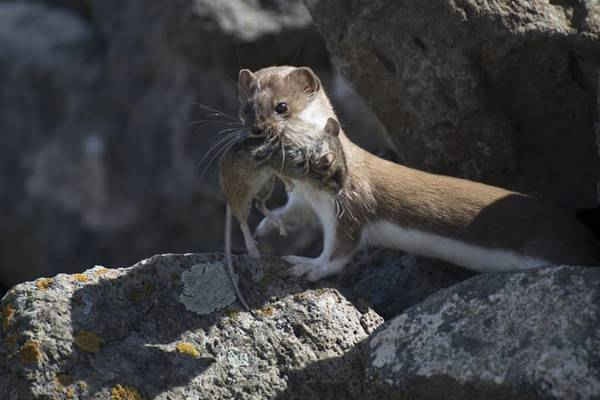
305, 0, 600, 209
0, 253, 383, 399
367, 265, 600, 399
342, 250, 474, 319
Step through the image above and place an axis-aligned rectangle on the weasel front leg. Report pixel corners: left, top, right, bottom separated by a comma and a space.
284, 234, 359, 281
283, 205, 360, 281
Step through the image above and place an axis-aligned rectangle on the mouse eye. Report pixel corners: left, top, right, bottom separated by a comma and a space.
274, 102, 288, 114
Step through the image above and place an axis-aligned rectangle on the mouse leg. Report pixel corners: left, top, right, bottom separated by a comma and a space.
256, 202, 287, 236
240, 221, 260, 259
254, 176, 287, 236
255, 189, 317, 238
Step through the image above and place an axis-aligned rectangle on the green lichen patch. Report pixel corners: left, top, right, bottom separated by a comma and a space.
179, 262, 236, 315
74, 331, 103, 353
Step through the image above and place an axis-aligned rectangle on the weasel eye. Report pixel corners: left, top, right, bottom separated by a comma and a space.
274, 102, 288, 114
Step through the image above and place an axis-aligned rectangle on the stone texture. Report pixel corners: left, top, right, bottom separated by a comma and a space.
0, 253, 383, 399
367, 265, 600, 399
342, 251, 474, 319
305, 0, 600, 209
0, 0, 388, 288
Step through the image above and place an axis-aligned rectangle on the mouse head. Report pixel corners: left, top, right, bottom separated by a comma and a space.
277, 117, 347, 193
237, 66, 327, 139
309, 118, 347, 193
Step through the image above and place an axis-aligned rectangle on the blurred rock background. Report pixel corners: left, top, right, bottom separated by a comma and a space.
0, 0, 389, 289
1, 0, 599, 294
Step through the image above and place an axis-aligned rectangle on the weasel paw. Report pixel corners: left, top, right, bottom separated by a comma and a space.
282, 256, 328, 281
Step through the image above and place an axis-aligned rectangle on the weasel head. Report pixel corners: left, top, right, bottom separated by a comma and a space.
237, 66, 332, 140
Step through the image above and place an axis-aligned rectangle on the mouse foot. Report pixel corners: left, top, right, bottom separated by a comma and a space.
256, 215, 286, 237
245, 237, 261, 259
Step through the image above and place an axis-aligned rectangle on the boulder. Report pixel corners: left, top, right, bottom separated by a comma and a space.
305, 0, 600, 209
0, 253, 383, 399
367, 265, 600, 399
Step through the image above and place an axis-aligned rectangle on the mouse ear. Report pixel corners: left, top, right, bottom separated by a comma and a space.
286, 67, 321, 95
324, 118, 340, 137
238, 69, 256, 99
318, 152, 336, 168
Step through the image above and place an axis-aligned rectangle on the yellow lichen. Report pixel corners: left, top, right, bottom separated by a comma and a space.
36, 277, 54, 290
65, 387, 75, 399
1, 303, 15, 330
259, 306, 275, 317
175, 342, 201, 358
74, 331, 103, 353
73, 274, 89, 283
19, 340, 42, 364
111, 384, 143, 400
93, 267, 110, 277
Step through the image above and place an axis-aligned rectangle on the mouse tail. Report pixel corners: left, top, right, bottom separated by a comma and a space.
224, 204, 252, 312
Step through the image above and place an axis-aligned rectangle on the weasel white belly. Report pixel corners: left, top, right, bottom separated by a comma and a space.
361, 221, 548, 272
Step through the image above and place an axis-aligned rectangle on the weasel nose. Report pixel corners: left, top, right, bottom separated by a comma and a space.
251, 126, 263, 137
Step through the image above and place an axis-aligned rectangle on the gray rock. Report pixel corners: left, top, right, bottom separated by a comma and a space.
343, 250, 474, 319
0, 253, 383, 399
305, 0, 600, 209
367, 265, 600, 399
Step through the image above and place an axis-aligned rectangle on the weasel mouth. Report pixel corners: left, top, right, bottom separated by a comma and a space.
250, 127, 263, 137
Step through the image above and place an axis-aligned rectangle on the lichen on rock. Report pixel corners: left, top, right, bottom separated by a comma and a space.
178, 262, 237, 315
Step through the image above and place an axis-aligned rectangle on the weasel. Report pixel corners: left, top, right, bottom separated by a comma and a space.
238, 65, 600, 281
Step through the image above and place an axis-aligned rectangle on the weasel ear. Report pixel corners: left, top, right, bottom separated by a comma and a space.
238, 69, 256, 98
324, 118, 340, 137
286, 67, 321, 95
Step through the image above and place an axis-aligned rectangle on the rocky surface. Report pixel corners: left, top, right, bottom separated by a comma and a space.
4, 254, 600, 399
0, 253, 383, 399
0, 0, 388, 287
305, 0, 600, 210
367, 265, 600, 399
